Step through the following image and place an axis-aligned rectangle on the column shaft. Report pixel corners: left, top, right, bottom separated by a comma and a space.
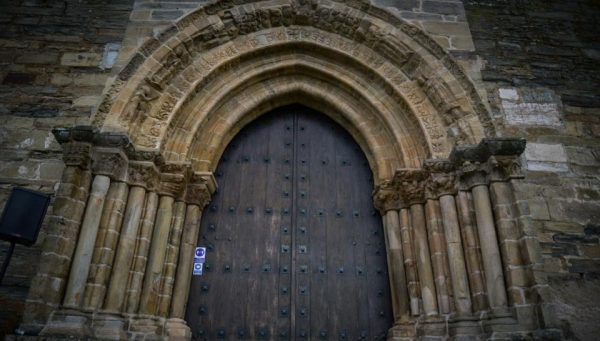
104, 186, 146, 311
83, 181, 128, 309
425, 199, 451, 314
139, 195, 174, 314
383, 210, 410, 322
439, 194, 472, 317
472, 185, 509, 314
170, 205, 202, 319
456, 191, 487, 312
126, 192, 159, 313
410, 203, 438, 316
63, 174, 111, 308
399, 208, 420, 316
490, 181, 531, 305
22, 165, 92, 331
158, 201, 187, 316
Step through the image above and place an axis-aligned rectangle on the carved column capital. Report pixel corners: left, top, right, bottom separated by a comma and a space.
127, 161, 160, 190
158, 163, 190, 198
395, 169, 428, 205
487, 155, 524, 182
373, 181, 404, 213
423, 160, 458, 199
61, 142, 93, 169
92, 148, 128, 181
458, 161, 489, 189
184, 172, 217, 208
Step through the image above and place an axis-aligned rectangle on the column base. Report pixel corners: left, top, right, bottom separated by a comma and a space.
448, 315, 483, 340
387, 320, 417, 340
39, 309, 92, 338
93, 312, 128, 340
166, 318, 192, 340
419, 316, 447, 339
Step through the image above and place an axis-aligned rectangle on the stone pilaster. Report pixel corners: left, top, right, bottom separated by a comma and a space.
21, 130, 93, 334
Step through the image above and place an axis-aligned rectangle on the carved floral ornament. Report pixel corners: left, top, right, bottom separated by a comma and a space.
91, 0, 492, 172
52, 127, 217, 205
373, 138, 526, 212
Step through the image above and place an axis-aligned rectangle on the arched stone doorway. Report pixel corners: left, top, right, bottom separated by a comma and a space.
18, 0, 538, 339
185, 105, 393, 340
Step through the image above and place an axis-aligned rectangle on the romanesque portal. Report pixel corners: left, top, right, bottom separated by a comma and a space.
18, 0, 537, 339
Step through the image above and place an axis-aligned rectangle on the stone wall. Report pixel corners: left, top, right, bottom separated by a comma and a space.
464, 1, 600, 339
0, 0, 133, 336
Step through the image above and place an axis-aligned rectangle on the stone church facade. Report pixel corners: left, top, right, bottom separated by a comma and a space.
0, 0, 598, 340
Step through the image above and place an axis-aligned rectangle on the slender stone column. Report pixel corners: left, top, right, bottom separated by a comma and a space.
104, 186, 146, 311
21, 144, 93, 332
139, 194, 175, 314
383, 210, 410, 322
456, 191, 487, 312
158, 201, 187, 316
83, 181, 128, 309
410, 203, 438, 316
472, 183, 509, 315
439, 194, 472, 317
126, 191, 159, 313
63, 174, 111, 308
424, 199, 451, 314
399, 208, 420, 316
170, 204, 202, 319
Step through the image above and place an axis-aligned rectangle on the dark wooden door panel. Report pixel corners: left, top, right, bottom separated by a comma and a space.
186, 105, 392, 340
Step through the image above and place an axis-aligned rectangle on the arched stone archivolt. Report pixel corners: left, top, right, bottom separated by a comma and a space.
93, 0, 491, 181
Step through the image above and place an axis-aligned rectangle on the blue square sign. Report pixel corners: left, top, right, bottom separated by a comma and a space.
193, 262, 203, 276
194, 246, 206, 263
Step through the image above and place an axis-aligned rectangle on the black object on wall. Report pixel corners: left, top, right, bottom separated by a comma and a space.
0, 187, 51, 284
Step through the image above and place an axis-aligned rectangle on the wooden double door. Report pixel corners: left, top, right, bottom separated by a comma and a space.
185, 105, 393, 340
